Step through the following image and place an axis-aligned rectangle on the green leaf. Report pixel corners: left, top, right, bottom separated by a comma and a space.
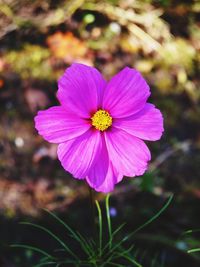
33, 262, 56, 267
11, 244, 54, 259
188, 248, 200, 253
131, 194, 174, 236
122, 254, 142, 267
20, 222, 79, 261
95, 200, 103, 257
102, 223, 126, 255
43, 209, 92, 257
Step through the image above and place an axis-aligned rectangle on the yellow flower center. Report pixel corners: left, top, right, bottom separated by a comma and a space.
91, 109, 112, 131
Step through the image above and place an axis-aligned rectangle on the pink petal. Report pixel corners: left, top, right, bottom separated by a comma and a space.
57, 63, 106, 118
34, 106, 90, 143
57, 129, 101, 179
105, 128, 151, 177
86, 139, 123, 192
95, 163, 123, 193
102, 67, 150, 118
113, 103, 164, 141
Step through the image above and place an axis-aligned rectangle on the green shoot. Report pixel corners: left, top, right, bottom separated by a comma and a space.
106, 194, 112, 249
95, 200, 103, 257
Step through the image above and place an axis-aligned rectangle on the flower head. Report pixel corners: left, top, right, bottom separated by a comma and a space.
34, 63, 164, 193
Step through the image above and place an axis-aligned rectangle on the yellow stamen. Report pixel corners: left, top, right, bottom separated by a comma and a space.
91, 109, 112, 131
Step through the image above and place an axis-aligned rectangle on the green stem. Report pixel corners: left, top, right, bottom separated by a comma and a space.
188, 248, 200, 253
106, 194, 112, 249
95, 200, 102, 257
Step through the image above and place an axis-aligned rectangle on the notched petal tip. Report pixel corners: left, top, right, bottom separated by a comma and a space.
113, 103, 164, 141
34, 106, 91, 143
34, 110, 44, 132
57, 129, 101, 179
105, 128, 151, 178
57, 63, 106, 117
103, 67, 151, 118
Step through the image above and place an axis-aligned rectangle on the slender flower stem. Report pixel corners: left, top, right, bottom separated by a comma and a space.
95, 200, 102, 257
105, 194, 112, 249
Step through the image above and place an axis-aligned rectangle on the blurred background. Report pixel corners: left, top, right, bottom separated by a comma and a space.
0, 0, 200, 266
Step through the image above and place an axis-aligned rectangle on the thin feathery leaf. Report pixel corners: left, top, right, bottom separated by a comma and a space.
11, 244, 54, 259
182, 229, 200, 235
102, 223, 126, 254
76, 231, 95, 257
104, 234, 130, 258
33, 262, 56, 267
40, 256, 54, 263
131, 195, 173, 236
108, 262, 124, 267
43, 209, 93, 257
88, 238, 96, 248
113, 244, 134, 259
43, 209, 81, 242
122, 254, 142, 267
188, 248, 200, 253
104, 193, 173, 260
103, 245, 134, 266
20, 222, 79, 261
112, 223, 126, 238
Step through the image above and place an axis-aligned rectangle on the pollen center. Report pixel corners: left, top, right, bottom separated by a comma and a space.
91, 109, 112, 131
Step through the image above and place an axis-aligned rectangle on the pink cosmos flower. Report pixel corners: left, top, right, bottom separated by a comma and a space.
34, 63, 164, 193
